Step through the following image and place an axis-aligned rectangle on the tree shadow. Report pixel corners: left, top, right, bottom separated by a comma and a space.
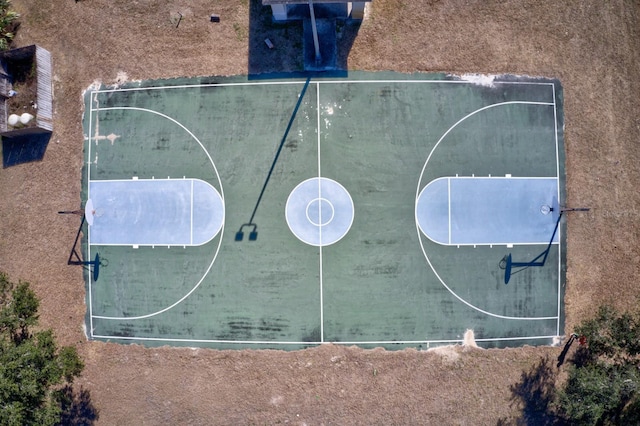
55, 385, 99, 426
570, 345, 595, 368
335, 18, 361, 70
499, 356, 563, 426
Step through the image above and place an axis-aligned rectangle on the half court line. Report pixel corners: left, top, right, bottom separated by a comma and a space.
316, 81, 324, 343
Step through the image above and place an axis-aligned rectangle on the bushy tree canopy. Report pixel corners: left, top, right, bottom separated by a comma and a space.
0, 0, 18, 51
555, 305, 640, 425
0, 272, 86, 425
507, 304, 640, 425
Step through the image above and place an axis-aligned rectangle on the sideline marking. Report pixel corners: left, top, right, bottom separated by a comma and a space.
317, 82, 324, 343
90, 78, 556, 96
90, 333, 561, 346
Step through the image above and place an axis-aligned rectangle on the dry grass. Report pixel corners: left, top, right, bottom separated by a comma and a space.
0, 0, 638, 423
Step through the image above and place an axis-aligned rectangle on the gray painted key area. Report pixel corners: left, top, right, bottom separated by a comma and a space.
417, 177, 558, 245
89, 178, 224, 246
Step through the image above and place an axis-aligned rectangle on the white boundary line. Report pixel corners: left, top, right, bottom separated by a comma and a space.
190, 178, 194, 245
427, 176, 558, 180
553, 83, 562, 336
90, 333, 560, 346
87, 92, 95, 337
91, 79, 555, 95
86, 80, 563, 344
316, 82, 324, 343
317, 80, 555, 87
447, 177, 451, 245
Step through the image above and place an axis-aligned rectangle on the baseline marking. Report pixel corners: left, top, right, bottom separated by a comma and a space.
552, 83, 562, 336
87, 92, 96, 337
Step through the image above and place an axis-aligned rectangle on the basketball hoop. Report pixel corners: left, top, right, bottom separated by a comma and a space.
84, 198, 96, 226
540, 204, 552, 215
59, 199, 98, 226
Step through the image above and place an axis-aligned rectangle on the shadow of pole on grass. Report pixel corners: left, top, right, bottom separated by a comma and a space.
498, 356, 561, 426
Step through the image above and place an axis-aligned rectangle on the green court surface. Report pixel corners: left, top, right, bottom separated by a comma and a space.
81, 72, 565, 350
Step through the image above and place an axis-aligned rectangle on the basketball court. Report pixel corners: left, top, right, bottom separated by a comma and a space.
80, 72, 565, 350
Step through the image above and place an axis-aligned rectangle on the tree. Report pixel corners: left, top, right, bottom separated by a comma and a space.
0, 271, 96, 425
505, 305, 640, 425
0, 0, 19, 51
554, 305, 640, 425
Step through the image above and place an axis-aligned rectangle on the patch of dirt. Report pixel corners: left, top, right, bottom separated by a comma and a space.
1, 0, 639, 424
463, 329, 478, 348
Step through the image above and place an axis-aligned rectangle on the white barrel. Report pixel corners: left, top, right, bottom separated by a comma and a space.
19, 113, 34, 124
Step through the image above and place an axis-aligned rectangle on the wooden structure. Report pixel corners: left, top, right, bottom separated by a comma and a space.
0, 45, 53, 137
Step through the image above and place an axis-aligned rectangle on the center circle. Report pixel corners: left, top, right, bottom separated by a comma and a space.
306, 198, 335, 226
285, 177, 355, 247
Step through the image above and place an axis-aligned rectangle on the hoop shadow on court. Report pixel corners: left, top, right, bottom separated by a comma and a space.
248, 0, 361, 76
